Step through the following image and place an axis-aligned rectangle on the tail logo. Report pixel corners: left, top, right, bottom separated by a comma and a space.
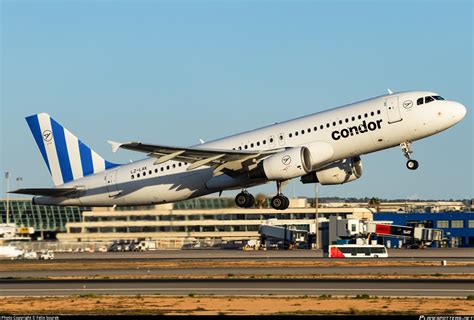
42, 130, 53, 142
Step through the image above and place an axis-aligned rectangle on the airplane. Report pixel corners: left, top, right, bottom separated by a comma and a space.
11, 90, 466, 210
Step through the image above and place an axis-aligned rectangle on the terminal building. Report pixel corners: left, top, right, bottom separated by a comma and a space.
1, 197, 472, 248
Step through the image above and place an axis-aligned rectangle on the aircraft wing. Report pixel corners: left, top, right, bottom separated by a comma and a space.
108, 140, 283, 173
9, 188, 80, 196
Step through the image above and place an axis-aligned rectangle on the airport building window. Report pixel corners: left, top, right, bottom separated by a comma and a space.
115, 227, 127, 233
437, 220, 449, 228
468, 220, 474, 228
69, 227, 82, 233
86, 227, 98, 233
451, 220, 464, 228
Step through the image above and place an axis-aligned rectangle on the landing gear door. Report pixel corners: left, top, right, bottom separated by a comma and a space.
105, 170, 121, 197
385, 96, 402, 124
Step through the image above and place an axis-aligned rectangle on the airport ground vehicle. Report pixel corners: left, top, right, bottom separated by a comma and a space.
328, 244, 388, 258
38, 250, 55, 260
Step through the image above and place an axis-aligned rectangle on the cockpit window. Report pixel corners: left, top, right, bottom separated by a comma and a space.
417, 97, 424, 105
425, 96, 434, 104
432, 96, 445, 101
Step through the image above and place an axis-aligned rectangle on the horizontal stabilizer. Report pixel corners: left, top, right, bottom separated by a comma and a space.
9, 188, 80, 197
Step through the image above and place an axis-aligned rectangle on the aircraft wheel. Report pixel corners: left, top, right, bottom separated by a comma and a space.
406, 159, 419, 170
271, 195, 289, 210
235, 192, 248, 208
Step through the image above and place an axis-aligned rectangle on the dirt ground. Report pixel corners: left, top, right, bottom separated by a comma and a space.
1, 259, 472, 272
1, 295, 473, 315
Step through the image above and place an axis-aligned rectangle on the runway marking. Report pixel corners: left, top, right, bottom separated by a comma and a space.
2, 288, 474, 293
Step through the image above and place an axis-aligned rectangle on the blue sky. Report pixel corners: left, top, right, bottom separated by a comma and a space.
1, 1, 472, 200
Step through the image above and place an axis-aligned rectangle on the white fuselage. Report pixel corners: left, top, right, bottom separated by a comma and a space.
33, 91, 466, 206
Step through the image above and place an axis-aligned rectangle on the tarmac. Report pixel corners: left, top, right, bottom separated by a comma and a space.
1, 278, 472, 297
51, 248, 474, 260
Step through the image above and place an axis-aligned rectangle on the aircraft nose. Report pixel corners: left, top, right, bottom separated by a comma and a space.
452, 101, 467, 122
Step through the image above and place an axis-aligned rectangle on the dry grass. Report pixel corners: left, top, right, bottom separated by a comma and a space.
0, 295, 472, 315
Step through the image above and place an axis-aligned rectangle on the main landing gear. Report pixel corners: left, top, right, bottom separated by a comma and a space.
400, 141, 419, 170
234, 181, 290, 210
270, 181, 289, 210
235, 190, 255, 208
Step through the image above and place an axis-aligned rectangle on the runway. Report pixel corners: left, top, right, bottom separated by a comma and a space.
51, 248, 474, 260
1, 279, 472, 297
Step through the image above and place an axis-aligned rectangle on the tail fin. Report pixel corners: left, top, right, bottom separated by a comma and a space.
26, 113, 119, 186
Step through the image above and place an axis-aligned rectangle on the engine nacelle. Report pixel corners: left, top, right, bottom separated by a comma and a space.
301, 156, 363, 185
250, 147, 312, 181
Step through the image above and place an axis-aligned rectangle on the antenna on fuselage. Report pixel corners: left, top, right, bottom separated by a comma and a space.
387, 88, 393, 95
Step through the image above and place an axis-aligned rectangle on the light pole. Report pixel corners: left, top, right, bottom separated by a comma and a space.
16, 177, 23, 189
314, 183, 319, 249
5, 172, 10, 225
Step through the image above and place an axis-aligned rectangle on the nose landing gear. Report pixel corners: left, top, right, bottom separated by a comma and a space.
400, 141, 419, 170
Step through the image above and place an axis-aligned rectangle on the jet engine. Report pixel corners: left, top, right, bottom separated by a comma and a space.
300, 156, 363, 185
249, 147, 312, 181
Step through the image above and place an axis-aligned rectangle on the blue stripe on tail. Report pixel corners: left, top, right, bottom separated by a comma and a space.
50, 117, 74, 184
79, 140, 94, 177
25, 115, 51, 174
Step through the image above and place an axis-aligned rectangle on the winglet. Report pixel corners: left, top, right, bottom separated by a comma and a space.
107, 140, 123, 153
387, 88, 393, 95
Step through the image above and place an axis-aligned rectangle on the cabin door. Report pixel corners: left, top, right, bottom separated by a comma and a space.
385, 96, 402, 124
